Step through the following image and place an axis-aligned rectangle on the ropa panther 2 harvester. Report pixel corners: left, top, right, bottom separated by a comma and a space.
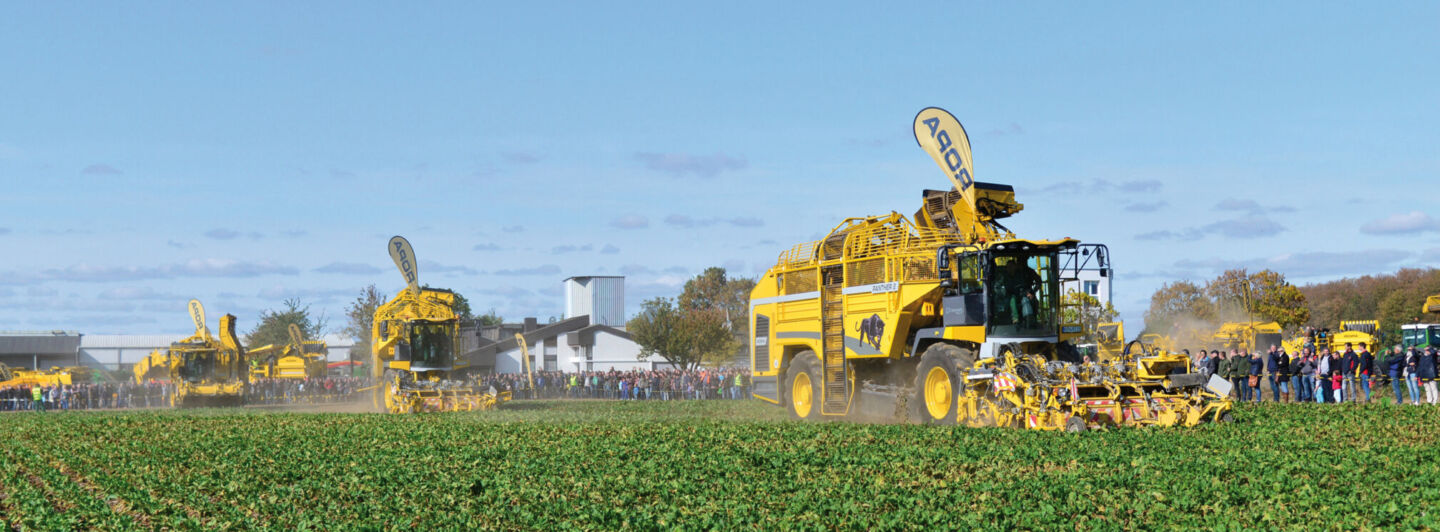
152, 299, 248, 407
371, 236, 507, 413
748, 107, 1232, 430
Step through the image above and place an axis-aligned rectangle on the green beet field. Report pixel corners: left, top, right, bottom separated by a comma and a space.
3, 400, 1438, 530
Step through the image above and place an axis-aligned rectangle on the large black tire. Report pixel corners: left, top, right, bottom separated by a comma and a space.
785, 351, 823, 421
914, 344, 976, 425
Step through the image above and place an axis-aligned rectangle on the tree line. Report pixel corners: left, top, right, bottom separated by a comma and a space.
1144, 267, 1440, 346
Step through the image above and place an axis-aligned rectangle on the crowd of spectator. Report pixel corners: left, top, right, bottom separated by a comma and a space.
1, 377, 370, 412
480, 367, 752, 401
1, 381, 173, 412
246, 377, 368, 405
1190, 342, 1440, 405
2, 367, 754, 413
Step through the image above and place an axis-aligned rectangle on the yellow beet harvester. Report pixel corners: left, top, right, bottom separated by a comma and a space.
247, 323, 329, 380
748, 107, 1232, 430
371, 236, 507, 413
154, 299, 248, 407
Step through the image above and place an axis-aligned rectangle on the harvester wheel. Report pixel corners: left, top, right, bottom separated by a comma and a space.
785, 351, 822, 421
1217, 411, 1234, 424
1064, 416, 1087, 433
914, 344, 970, 425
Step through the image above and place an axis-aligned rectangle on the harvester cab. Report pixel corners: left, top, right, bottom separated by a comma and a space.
748, 107, 1231, 430
1331, 320, 1380, 354
1092, 322, 1125, 361
248, 324, 329, 380
166, 299, 248, 407
1402, 296, 1440, 350
371, 236, 506, 413
1213, 321, 1283, 354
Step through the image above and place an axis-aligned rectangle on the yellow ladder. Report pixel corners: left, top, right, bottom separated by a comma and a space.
821, 266, 848, 414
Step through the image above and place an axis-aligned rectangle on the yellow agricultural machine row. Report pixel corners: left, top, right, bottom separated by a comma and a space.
131, 299, 248, 407
369, 236, 512, 413
247, 323, 329, 380
748, 108, 1233, 431
0, 363, 106, 389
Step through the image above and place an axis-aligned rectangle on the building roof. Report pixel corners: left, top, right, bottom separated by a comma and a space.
566, 324, 632, 346
563, 275, 624, 282
461, 316, 591, 359
80, 334, 188, 348
0, 332, 82, 355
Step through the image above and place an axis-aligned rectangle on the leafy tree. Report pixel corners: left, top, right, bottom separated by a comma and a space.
1143, 280, 1214, 335
677, 267, 756, 363
247, 298, 328, 348
1300, 268, 1440, 345
477, 308, 503, 326
628, 297, 732, 371
1062, 290, 1120, 343
344, 285, 387, 351
452, 292, 474, 321
678, 267, 756, 334
1205, 269, 1309, 329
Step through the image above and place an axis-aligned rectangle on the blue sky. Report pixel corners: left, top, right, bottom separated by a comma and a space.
2, 2, 1437, 335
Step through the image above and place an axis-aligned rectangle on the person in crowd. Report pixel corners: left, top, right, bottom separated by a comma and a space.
1386, 346, 1406, 405
1206, 350, 1221, 380
1247, 349, 1263, 403
1328, 347, 1346, 404
1193, 350, 1209, 378
1358, 344, 1375, 404
1405, 346, 1423, 406
1301, 349, 1318, 402
1267, 345, 1288, 402
1339, 343, 1359, 403
1291, 348, 1309, 402
1420, 347, 1439, 405
31, 385, 44, 413
1225, 350, 1245, 401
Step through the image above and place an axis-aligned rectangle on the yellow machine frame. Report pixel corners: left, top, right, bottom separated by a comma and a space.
2, 365, 102, 389
1212, 321, 1283, 353
748, 107, 1231, 430
370, 236, 506, 413
248, 325, 329, 380
164, 300, 248, 407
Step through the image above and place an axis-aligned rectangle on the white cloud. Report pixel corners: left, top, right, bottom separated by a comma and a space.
635, 152, 747, 178
610, 214, 649, 230
420, 260, 479, 276
1125, 201, 1168, 213
551, 244, 594, 254
1174, 249, 1412, 279
313, 262, 383, 275
1201, 215, 1286, 239
1033, 179, 1163, 195
81, 163, 123, 175
98, 286, 178, 300
1360, 211, 1440, 235
493, 264, 562, 276
36, 259, 298, 282
256, 286, 354, 301
501, 151, 540, 164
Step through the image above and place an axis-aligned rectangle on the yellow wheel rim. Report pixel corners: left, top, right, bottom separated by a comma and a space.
924, 366, 953, 420
791, 371, 813, 418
